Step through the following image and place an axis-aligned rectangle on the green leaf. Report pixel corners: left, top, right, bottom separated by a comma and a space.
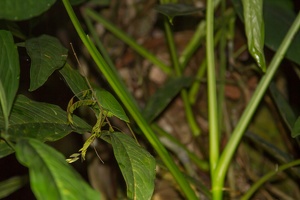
155, 3, 202, 24
25, 35, 68, 91
15, 138, 100, 200
292, 117, 300, 138
0, 30, 20, 130
0, 176, 28, 199
95, 89, 130, 123
110, 132, 156, 200
0, 0, 56, 21
242, 0, 266, 72
263, 0, 300, 67
143, 77, 193, 123
269, 82, 296, 132
59, 63, 90, 96
0, 139, 14, 158
0, 95, 91, 142
232, 0, 300, 68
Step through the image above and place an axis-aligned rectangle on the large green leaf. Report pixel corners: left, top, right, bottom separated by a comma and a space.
59, 63, 89, 96
0, 95, 91, 142
0, 0, 56, 21
15, 138, 100, 200
25, 35, 68, 91
0, 30, 20, 130
232, 0, 300, 67
110, 132, 155, 200
143, 77, 193, 123
95, 89, 130, 123
241, 0, 266, 71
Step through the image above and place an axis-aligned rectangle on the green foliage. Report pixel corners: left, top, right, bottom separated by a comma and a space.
1, 0, 300, 199
241, 0, 266, 71
110, 132, 156, 200
25, 35, 68, 91
0, 0, 56, 21
0, 95, 91, 143
143, 76, 193, 123
0, 176, 28, 199
0, 30, 19, 131
15, 138, 100, 200
233, 0, 300, 68
94, 89, 130, 123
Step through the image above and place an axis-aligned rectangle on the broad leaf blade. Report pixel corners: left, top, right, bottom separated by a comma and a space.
0, 95, 91, 142
25, 35, 68, 91
143, 77, 193, 123
0, 0, 56, 21
95, 89, 129, 123
242, 0, 266, 71
59, 63, 89, 96
0, 30, 20, 130
110, 132, 155, 200
15, 138, 100, 200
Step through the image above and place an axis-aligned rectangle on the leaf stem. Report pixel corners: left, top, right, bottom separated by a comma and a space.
241, 159, 300, 200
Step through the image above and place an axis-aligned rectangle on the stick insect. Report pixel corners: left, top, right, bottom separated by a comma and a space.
66, 43, 131, 163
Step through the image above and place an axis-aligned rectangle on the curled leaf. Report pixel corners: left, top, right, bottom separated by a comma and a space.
242, 0, 266, 72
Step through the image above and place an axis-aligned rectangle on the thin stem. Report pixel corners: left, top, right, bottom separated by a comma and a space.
241, 159, 300, 200
206, 0, 219, 175
62, 1, 197, 199
212, 11, 300, 200
163, 18, 201, 136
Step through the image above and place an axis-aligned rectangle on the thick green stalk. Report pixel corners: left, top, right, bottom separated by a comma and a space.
212, 11, 300, 200
84, 9, 171, 75
206, 0, 219, 176
62, 1, 197, 199
163, 18, 201, 136
241, 159, 300, 200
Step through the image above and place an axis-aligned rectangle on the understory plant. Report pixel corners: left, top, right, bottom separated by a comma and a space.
0, 0, 300, 199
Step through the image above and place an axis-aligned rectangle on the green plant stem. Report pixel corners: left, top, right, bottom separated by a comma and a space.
188, 59, 206, 104
163, 18, 201, 136
241, 159, 300, 200
206, 0, 219, 175
62, 1, 197, 199
188, 28, 223, 105
212, 11, 300, 200
179, 21, 206, 69
217, 0, 227, 136
84, 9, 171, 75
